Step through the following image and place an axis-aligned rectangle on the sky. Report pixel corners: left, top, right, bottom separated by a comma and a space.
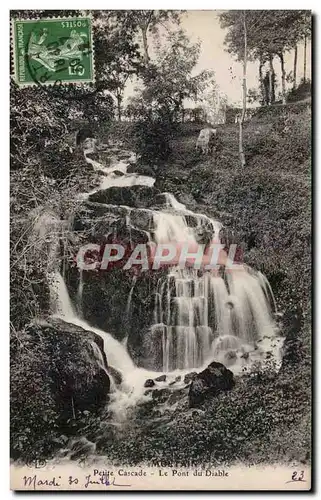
124, 10, 311, 107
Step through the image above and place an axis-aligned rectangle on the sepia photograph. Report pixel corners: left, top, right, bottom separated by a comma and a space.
10, 8, 312, 491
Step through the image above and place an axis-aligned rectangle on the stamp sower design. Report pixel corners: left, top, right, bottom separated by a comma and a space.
13, 17, 94, 86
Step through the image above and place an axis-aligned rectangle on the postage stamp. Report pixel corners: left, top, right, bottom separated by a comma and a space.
12, 17, 94, 86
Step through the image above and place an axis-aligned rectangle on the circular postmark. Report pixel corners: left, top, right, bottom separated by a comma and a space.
13, 16, 94, 90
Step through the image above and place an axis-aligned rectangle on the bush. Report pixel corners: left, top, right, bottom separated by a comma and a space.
132, 118, 176, 162
287, 80, 311, 103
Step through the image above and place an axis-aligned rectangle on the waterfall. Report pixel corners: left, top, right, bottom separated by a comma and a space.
77, 268, 83, 313
50, 271, 135, 373
163, 192, 189, 211
126, 276, 137, 319
83, 148, 280, 375
49, 270, 174, 419
85, 153, 155, 197
152, 264, 278, 372
44, 145, 284, 419
50, 271, 75, 319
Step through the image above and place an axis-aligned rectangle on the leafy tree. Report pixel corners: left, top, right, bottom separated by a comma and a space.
128, 28, 213, 161
121, 10, 182, 64
200, 85, 228, 125
142, 29, 213, 122
220, 10, 311, 105
298, 11, 312, 84
92, 11, 143, 120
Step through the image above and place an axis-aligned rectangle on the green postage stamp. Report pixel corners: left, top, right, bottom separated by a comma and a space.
12, 17, 94, 86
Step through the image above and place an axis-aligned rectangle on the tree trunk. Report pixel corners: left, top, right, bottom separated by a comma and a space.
117, 95, 122, 121
268, 54, 275, 105
303, 34, 307, 84
142, 26, 149, 65
293, 44, 298, 90
239, 11, 247, 169
279, 52, 286, 104
259, 58, 264, 104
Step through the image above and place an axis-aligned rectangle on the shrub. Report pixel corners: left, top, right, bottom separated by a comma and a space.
132, 118, 176, 162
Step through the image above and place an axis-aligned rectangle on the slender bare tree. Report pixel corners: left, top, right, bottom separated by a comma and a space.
239, 10, 247, 168
293, 44, 298, 89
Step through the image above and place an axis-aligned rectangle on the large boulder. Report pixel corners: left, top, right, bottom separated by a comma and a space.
10, 317, 111, 460
127, 164, 155, 176
88, 185, 160, 208
27, 318, 110, 417
188, 361, 235, 408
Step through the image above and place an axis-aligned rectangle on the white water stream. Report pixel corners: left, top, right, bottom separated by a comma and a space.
49, 147, 284, 419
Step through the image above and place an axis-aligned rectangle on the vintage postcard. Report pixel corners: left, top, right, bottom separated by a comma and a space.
10, 9, 312, 491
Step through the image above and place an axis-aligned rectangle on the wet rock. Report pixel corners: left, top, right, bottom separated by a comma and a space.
118, 151, 133, 160
152, 388, 171, 403
155, 374, 167, 382
85, 152, 100, 163
108, 366, 123, 385
177, 192, 196, 207
89, 185, 160, 209
167, 387, 188, 405
152, 193, 171, 208
129, 208, 154, 232
76, 127, 95, 146
144, 379, 155, 388
127, 164, 155, 176
184, 372, 198, 385
107, 218, 149, 245
72, 202, 128, 232
225, 350, 237, 361
241, 351, 250, 360
48, 317, 108, 369
189, 361, 235, 408
169, 375, 181, 386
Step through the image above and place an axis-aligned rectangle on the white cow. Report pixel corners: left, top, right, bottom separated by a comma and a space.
195, 127, 217, 155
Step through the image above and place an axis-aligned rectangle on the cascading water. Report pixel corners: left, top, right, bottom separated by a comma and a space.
152, 265, 279, 372
49, 270, 178, 420
50, 271, 135, 374
47, 146, 284, 419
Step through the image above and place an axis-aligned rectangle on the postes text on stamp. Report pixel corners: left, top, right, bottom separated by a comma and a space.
12, 17, 94, 86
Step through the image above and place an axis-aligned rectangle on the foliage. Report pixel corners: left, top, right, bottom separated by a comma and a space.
127, 29, 214, 162
220, 10, 311, 104
92, 11, 143, 119
220, 10, 310, 63
10, 10, 311, 468
287, 80, 312, 103
120, 10, 183, 63
10, 79, 105, 330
